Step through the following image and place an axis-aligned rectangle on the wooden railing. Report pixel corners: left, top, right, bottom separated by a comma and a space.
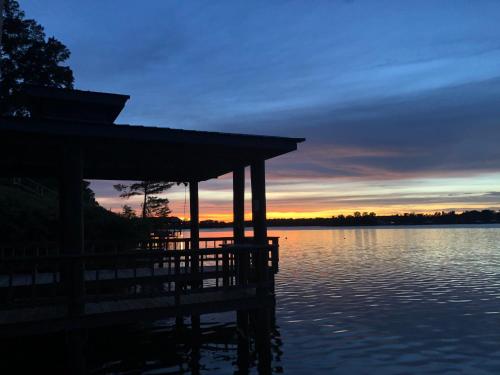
137, 236, 280, 250
0, 236, 279, 257
0, 238, 279, 313
0, 242, 59, 258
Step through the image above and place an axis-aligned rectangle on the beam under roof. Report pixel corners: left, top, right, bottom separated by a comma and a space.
0, 116, 304, 182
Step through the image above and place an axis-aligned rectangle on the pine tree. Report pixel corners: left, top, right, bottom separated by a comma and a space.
114, 181, 173, 219
121, 205, 137, 219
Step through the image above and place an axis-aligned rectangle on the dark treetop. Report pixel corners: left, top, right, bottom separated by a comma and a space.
1, 0, 73, 116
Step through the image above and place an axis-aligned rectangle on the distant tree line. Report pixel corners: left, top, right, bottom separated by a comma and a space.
194, 210, 500, 228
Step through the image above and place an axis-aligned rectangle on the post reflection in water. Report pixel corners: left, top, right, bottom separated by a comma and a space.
0, 302, 281, 374
87, 303, 281, 374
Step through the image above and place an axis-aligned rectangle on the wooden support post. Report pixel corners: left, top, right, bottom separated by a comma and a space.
59, 144, 85, 317
251, 161, 267, 244
191, 314, 200, 336
255, 307, 272, 374
189, 181, 201, 328
236, 312, 250, 374
222, 250, 230, 287
189, 181, 200, 252
190, 339, 201, 375
189, 180, 200, 278
233, 167, 245, 244
251, 160, 268, 292
234, 167, 250, 340
234, 167, 248, 285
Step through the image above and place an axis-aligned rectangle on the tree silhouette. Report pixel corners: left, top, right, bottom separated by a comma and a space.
121, 205, 137, 219
114, 181, 173, 219
1, 0, 74, 115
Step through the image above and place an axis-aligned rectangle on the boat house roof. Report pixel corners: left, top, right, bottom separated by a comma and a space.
0, 87, 304, 182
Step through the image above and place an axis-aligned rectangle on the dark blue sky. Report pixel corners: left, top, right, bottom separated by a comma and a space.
21, 0, 500, 218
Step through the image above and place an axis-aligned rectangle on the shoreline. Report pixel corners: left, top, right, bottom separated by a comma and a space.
198, 222, 500, 229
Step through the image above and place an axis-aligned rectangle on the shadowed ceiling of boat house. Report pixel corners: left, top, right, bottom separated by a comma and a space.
0, 87, 304, 182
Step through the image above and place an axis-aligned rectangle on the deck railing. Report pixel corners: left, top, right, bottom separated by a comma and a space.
137, 236, 279, 250
0, 237, 279, 314
0, 236, 279, 256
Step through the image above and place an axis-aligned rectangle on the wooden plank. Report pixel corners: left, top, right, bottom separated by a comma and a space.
0, 287, 256, 325
0, 292, 273, 338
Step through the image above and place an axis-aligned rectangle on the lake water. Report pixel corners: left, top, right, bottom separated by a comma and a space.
93, 225, 500, 374
271, 225, 500, 375
9, 225, 500, 374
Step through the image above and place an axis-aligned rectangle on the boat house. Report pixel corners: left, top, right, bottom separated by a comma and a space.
0, 87, 304, 339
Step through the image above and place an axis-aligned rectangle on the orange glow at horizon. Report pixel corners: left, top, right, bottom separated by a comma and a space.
196, 204, 498, 222
100, 191, 500, 221
107, 204, 498, 222
94, 172, 500, 222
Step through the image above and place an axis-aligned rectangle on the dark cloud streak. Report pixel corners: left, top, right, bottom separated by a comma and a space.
218, 77, 500, 180
21, 0, 500, 214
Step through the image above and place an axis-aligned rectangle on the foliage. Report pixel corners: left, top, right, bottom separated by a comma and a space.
1, 0, 74, 115
0, 179, 149, 245
114, 181, 173, 219
121, 204, 137, 219
0, 181, 58, 242
195, 210, 500, 228
0, 2, 152, 247
83, 203, 147, 249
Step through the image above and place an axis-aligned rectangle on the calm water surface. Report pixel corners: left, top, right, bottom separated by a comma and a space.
272, 225, 500, 375
87, 225, 500, 373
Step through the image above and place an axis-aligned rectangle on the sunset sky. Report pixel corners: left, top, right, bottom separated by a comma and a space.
23, 0, 500, 220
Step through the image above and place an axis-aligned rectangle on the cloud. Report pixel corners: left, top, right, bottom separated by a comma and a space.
213, 77, 500, 180
25, 0, 500, 216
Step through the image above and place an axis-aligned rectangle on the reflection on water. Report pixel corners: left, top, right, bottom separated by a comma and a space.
201, 225, 500, 374
273, 225, 500, 374
3, 225, 500, 374
88, 309, 280, 375
0, 307, 281, 374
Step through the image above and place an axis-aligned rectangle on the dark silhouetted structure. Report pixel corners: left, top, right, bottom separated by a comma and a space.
0, 86, 303, 373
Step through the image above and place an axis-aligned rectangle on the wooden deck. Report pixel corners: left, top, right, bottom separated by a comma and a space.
0, 265, 233, 287
0, 287, 273, 337
0, 237, 278, 337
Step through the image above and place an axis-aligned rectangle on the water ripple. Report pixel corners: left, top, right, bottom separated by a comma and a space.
273, 225, 500, 374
